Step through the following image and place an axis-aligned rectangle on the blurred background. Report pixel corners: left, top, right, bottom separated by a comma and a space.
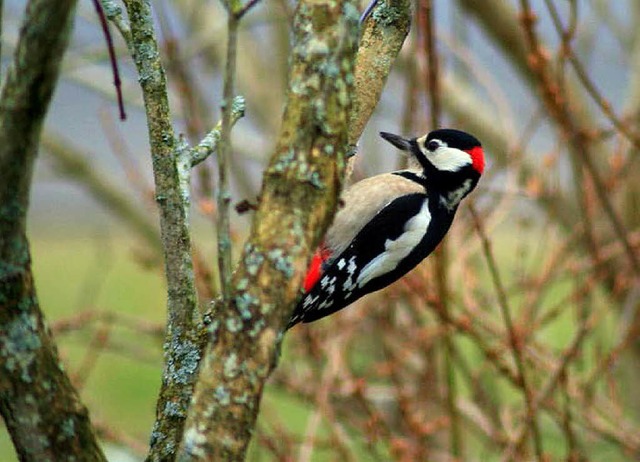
2, 0, 640, 460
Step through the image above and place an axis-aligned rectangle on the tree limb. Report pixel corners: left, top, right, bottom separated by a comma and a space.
120, 1, 205, 460
0, 1, 107, 460
350, 0, 411, 143
177, 0, 360, 458
216, 13, 240, 302
189, 96, 245, 168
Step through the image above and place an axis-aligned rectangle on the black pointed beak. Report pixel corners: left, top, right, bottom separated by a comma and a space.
379, 132, 413, 152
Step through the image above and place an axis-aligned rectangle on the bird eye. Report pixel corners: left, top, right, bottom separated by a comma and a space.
426, 140, 440, 152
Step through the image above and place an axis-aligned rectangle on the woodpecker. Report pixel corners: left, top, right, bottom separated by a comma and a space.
288, 129, 485, 329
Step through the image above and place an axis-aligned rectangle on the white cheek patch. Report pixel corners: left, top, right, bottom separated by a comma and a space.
428, 147, 471, 172
356, 200, 432, 288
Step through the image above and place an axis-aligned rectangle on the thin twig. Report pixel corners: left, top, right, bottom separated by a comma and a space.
561, 372, 582, 461
156, 3, 206, 144
71, 321, 112, 390
216, 13, 240, 301
190, 96, 245, 167
502, 311, 595, 460
420, 0, 461, 457
543, 0, 640, 149
234, 0, 262, 19
518, 0, 640, 278
100, 0, 132, 47
92, 0, 126, 120
121, 1, 206, 459
469, 204, 544, 461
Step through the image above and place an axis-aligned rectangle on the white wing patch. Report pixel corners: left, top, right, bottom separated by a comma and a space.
356, 199, 431, 288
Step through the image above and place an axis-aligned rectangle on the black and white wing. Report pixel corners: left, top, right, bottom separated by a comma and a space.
289, 192, 452, 327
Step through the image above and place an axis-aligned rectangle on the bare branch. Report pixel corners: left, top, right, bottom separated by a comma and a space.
350, 0, 411, 143
0, 1, 106, 459
177, 0, 360, 458
469, 205, 544, 461
121, 1, 206, 460
189, 96, 246, 168
216, 14, 241, 302
101, 0, 132, 49
92, 0, 126, 120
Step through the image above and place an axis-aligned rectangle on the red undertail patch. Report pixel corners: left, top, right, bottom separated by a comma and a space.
303, 247, 332, 292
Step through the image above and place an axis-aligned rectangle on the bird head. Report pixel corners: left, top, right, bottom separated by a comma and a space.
380, 129, 485, 177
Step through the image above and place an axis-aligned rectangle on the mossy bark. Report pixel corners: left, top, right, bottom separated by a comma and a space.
176, 0, 360, 459
121, 1, 206, 461
0, 1, 106, 460
350, 0, 411, 143
173, 0, 413, 459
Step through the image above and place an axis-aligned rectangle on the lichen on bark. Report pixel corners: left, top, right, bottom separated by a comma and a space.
350, 0, 411, 143
121, 1, 206, 461
176, 0, 360, 459
0, 1, 106, 460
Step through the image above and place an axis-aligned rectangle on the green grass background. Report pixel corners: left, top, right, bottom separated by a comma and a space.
0, 230, 634, 461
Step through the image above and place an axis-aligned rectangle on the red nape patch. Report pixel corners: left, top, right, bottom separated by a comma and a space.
303, 247, 332, 292
467, 146, 485, 174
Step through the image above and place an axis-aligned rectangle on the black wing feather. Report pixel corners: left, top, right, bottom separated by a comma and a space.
289, 193, 435, 328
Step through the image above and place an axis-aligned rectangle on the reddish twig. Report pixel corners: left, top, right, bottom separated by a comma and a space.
71, 322, 112, 390
543, 0, 640, 150
92, 0, 126, 120
469, 203, 544, 461
502, 309, 596, 460
518, 0, 640, 278
418, 0, 462, 457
